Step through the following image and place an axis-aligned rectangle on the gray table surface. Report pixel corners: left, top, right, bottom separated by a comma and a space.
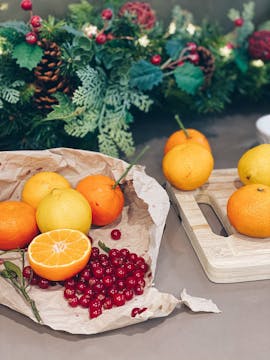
1, 109, 270, 360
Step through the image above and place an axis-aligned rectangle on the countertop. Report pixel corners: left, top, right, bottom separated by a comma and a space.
1, 108, 270, 360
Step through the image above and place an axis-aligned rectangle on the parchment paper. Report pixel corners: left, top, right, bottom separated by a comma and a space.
0, 148, 220, 334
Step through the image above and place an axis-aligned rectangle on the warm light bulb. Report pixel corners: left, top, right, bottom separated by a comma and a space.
186, 23, 196, 35
251, 59, 264, 67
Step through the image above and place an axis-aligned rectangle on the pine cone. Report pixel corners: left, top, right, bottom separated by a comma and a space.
33, 38, 70, 111
248, 30, 270, 62
119, 2, 156, 30
197, 46, 215, 86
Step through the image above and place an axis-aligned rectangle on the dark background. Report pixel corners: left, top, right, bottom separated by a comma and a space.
1, 0, 270, 30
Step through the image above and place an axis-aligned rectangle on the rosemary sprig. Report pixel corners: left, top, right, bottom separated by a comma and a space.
0, 250, 42, 323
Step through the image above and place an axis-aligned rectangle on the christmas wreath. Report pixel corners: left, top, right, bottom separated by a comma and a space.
0, 0, 270, 157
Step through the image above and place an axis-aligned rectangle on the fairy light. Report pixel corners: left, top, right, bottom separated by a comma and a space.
83, 24, 98, 38
0, 3, 8, 11
251, 59, 264, 67
219, 45, 233, 58
138, 35, 150, 47
0, 36, 6, 55
168, 21, 176, 35
186, 23, 196, 35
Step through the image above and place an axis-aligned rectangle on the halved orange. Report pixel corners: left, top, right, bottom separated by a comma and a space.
27, 229, 92, 281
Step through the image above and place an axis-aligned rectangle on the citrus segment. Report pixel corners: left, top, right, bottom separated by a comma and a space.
0, 201, 39, 250
28, 229, 92, 281
22, 171, 71, 209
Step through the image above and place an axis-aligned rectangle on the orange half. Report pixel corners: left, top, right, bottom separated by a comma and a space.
28, 229, 92, 281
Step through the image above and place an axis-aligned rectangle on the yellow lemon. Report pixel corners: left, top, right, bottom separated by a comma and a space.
22, 171, 71, 209
36, 188, 92, 234
162, 143, 214, 190
238, 144, 270, 186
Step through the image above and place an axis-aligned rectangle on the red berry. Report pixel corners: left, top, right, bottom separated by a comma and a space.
128, 253, 138, 262
79, 295, 91, 308
20, 0, 32, 11
125, 261, 135, 274
80, 268, 91, 282
38, 278, 50, 289
134, 285, 144, 295
92, 281, 105, 294
116, 279, 125, 290
96, 293, 106, 303
186, 42, 197, 52
234, 18, 244, 27
30, 15, 42, 28
88, 276, 98, 287
90, 247, 100, 260
189, 53, 200, 64
125, 276, 137, 289
137, 278, 146, 288
115, 267, 127, 279
177, 61, 184, 67
22, 266, 32, 279
124, 289, 134, 301
120, 248, 130, 258
104, 266, 114, 276
76, 281, 87, 294
109, 248, 119, 259
131, 307, 141, 317
93, 266, 104, 279
68, 296, 79, 307
150, 54, 162, 65
30, 274, 40, 285
103, 297, 113, 310
89, 307, 102, 319
64, 287, 76, 299
107, 33, 115, 41
89, 298, 101, 310
101, 8, 113, 20
102, 275, 114, 288
113, 293, 126, 307
64, 278, 76, 289
107, 286, 118, 297
25, 32, 38, 45
84, 287, 95, 298
111, 229, 121, 240
96, 33, 107, 45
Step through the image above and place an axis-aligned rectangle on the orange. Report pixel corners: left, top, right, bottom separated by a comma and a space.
0, 201, 39, 250
162, 143, 214, 190
76, 174, 124, 226
164, 128, 211, 154
227, 184, 270, 238
36, 188, 92, 234
28, 229, 92, 281
22, 171, 71, 209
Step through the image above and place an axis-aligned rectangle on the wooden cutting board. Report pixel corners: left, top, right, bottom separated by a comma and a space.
166, 168, 270, 283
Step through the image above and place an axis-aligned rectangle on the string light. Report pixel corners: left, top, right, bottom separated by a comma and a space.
251, 59, 264, 67
0, 3, 8, 11
168, 21, 176, 35
138, 35, 150, 47
186, 23, 196, 35
219, 45, 233, 58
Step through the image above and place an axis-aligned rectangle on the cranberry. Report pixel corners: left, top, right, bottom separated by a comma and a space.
107, 33, 115, 41
133, 269, 145, 279
189, 53, 200, 64
92, 281, 105, 294
131, 307, 141, 317
110, 257, 122, 267
102, 275, 114, 288
25, 32, 38, 45
68, 296, 79, 307
20, 0, 32, 11
99, 258, 109, 268
64, 287, 76, 299
96, 33, 107, 45
115, 267, 127, 279
84, 287, 95, 298
134, 285, 144, 295
101, 8, 113, 20
30, 15, 42, 28
96, 293, 106, 303
137, 278, 146, 288
128, 253, 138, 262
89, 307, 102, 318
186, 42, 197, 52
79, 295, 91, 308
120, 248, 130, 258
89, 298, 101, 310
88, 276, 98, 287
103, 297, 113, 310
38, 278, 50, 289
90, 247, 100, 260
64, 278, 76, 289
76, 281, 87, 293
111, 229, 121, 240
109, 248, 119, 259
234, 18, 244, 27
90, 260, 100, 270
93, 266, 104, 279
30, 274, 40, 285
138, 262, 148, 273
113, 293, 126, 307
116, 279, 125, 290
177, 61, 184, 67
80, 268, 91, 282
125, 276, 137, 289
150, 54, 162, 65
104, 266, 114, 276
125, 261, 135, 274
107, 286, 118, 297
124, 289, 134, 301
22, 266, 32, 279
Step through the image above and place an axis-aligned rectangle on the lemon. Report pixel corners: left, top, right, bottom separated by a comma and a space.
238, 144, 270, 186
36, 188, 92, 234
162, 143, 214, 190
22, 171, 71, 209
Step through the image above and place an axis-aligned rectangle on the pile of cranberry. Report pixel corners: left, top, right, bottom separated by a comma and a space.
23, 234, 150, 319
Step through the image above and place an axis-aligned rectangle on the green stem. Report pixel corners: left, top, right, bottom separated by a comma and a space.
160, 57, 172, 70
98, 241, 111, 254
112, 145, 150, 189
175, 114, 190, 138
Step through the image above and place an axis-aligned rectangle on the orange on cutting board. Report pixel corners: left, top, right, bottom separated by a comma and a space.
76, 174, 124, 226
164, 115, 211, 154
162, 142, 214, 190
22, 171, 71, 209
0, 201, 39, 250
227, 183, 270, 238
28, 229, 92, 281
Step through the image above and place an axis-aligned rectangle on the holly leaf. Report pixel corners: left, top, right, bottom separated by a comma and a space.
12, 42, 43, 71
258, 20, 270, 30
165, 39, 185, 60
130, 60, 163, 91
233, 49, 249, 73
174, 62, 204, 95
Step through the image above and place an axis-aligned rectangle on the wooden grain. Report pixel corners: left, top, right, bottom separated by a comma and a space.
166, 168, 270, 283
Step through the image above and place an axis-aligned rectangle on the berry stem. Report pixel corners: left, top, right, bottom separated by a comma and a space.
175, 114, 190, 138
112, 145, 150, 189
98, 241, 111, 254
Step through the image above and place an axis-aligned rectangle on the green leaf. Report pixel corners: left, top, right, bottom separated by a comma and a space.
165, 39, 185, 60
4, 260, 23, 283
227, 8, 240, 21
0, 269, 10, 279
12, 42, 43, 71
130, 60, 163, 91
174, 62, 204, 95
233, 49, 249, 73
242, 2, 255, 21
258, 20, 270, 30
45, 93, 80, 121
0, 21, 29, 34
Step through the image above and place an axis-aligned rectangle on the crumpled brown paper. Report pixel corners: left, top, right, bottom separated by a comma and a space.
0, 148, 220, 334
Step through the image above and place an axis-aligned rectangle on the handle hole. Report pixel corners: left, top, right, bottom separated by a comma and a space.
198, 203, 229, 237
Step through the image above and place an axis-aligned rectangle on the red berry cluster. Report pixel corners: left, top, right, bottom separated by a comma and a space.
63, 246, 149, 318
20, 0, 42, 45
22, 265, 56, 289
